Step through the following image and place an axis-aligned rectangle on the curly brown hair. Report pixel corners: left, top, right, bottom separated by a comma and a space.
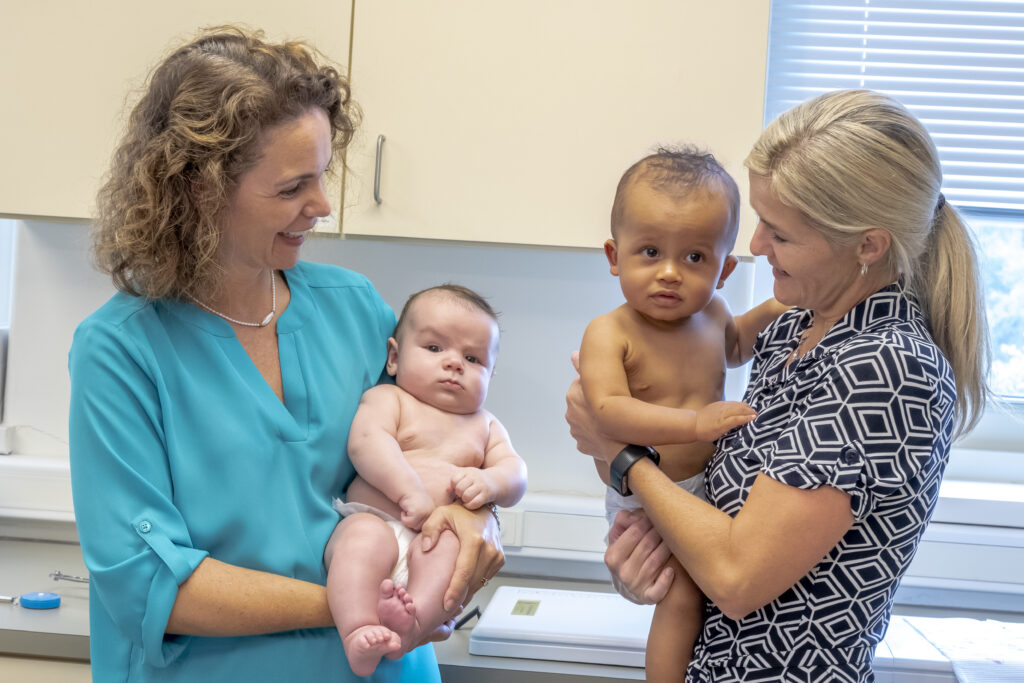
93, 25, 360, 299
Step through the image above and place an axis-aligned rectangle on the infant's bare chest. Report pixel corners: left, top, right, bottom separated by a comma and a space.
395, 409, 490, 470
623, 327, 727, 407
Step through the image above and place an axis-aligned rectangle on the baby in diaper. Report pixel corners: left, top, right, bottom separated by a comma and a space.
324, 284, 526, 677
577, 147, 788, 683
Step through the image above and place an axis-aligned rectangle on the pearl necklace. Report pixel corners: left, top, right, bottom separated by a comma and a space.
190, 271, 277, 328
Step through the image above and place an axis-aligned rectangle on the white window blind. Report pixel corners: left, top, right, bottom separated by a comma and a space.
764, 0, 1024, 212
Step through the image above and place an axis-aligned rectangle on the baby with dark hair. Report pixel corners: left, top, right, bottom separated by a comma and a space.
579, 147, 787, 682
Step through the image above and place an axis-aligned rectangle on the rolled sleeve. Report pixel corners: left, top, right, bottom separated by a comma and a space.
88, 521, 208, 667
762, 440, 871, 520
757, 343, 947, 522
698, 284, 958, 680
70, 318, 207, 667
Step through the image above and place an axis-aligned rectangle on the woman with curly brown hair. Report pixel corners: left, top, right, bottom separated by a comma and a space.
69, 26, 501, 682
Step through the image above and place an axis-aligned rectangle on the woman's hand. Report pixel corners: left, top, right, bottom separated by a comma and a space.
565, 351, 625, 464
605, 509, 675, 605
419, 503, 503, 614
415, 616, 458, 648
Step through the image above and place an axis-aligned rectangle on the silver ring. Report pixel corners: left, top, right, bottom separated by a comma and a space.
481, 577, 490, 586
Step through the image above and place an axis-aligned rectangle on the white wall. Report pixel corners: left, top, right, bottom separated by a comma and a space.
0, 220, 13, 325
2, 219, 755, 499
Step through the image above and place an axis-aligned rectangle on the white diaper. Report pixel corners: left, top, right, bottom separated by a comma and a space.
333, 500, 417, 586
604, 471, 707, 532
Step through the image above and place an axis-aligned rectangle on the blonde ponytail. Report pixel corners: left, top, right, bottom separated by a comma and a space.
746, 90, 990, 437
912, 204, 990, 435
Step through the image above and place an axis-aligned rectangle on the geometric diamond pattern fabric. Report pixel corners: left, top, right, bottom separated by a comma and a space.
688, 283, 956, 682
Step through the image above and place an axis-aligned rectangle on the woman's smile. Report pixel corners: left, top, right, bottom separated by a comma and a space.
276, 229, 310, 247
219, 108, 333, 274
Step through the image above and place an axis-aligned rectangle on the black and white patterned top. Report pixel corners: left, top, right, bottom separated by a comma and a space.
687, 282, 956, 683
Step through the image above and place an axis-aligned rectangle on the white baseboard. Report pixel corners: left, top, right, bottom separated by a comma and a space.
498, 490, 1024, 613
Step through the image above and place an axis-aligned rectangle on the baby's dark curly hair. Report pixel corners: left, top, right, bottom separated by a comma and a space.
610, 145, 740, 245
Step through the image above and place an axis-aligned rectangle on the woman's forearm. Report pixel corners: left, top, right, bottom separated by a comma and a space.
627, 459, 742, 605
628, 458, 852, 619
166, 557, 333, 636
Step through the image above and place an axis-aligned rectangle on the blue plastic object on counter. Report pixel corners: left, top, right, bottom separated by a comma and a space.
19, 592, 61, 609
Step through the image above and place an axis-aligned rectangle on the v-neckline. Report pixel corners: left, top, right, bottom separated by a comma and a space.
165, 267, 312, 440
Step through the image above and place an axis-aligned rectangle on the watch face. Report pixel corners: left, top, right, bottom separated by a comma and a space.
610, 445, 660, 496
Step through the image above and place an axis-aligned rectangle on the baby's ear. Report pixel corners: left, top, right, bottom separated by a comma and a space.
716, 255, 739, 289
385, 337, 400, 376
604, 239, 620, 276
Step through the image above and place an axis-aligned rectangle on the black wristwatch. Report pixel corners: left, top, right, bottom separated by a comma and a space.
609, 445, 660, 496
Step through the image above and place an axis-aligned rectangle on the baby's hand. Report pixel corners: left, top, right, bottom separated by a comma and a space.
450, 468, 493, 510
397, 491, 434, 530
695, 401, 757, 442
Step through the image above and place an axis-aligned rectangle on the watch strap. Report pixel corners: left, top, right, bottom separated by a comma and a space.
609, 445, 660, 496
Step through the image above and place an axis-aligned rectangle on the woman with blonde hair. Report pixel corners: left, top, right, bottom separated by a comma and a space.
567, 89, 989, 681
70, 26, 501, 682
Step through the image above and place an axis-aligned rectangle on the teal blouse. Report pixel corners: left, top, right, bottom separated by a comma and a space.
68, 261, 439, 682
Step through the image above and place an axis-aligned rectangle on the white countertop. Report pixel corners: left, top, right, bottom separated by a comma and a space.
0, 537, 90, 660
0, 537, 645, 681
15, 537, 1024, 682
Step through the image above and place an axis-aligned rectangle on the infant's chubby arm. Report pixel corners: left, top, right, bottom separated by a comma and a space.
579, 310, 753, 446
578, 311, 634, 432
577, 312, 629, 485
347, 384, 435, 529
450, 412, 527, 510
716, 294, 791, 368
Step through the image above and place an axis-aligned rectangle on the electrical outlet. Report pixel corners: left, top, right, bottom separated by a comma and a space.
497, 508, 522, 547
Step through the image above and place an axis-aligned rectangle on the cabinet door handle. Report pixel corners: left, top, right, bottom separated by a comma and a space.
374, 134, 386, 205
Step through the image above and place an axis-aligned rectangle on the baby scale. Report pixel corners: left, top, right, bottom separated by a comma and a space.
468, 586, 653, 667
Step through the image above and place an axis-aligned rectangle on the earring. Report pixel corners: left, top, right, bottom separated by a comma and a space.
860, 263, 868, 277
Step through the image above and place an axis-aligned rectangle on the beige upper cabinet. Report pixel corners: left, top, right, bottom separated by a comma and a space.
343, 1, 769, 254
0, 1, 353, 224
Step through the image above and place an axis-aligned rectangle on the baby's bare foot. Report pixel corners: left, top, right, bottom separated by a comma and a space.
377, 579, 418, 655
343, 624, 401, 677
